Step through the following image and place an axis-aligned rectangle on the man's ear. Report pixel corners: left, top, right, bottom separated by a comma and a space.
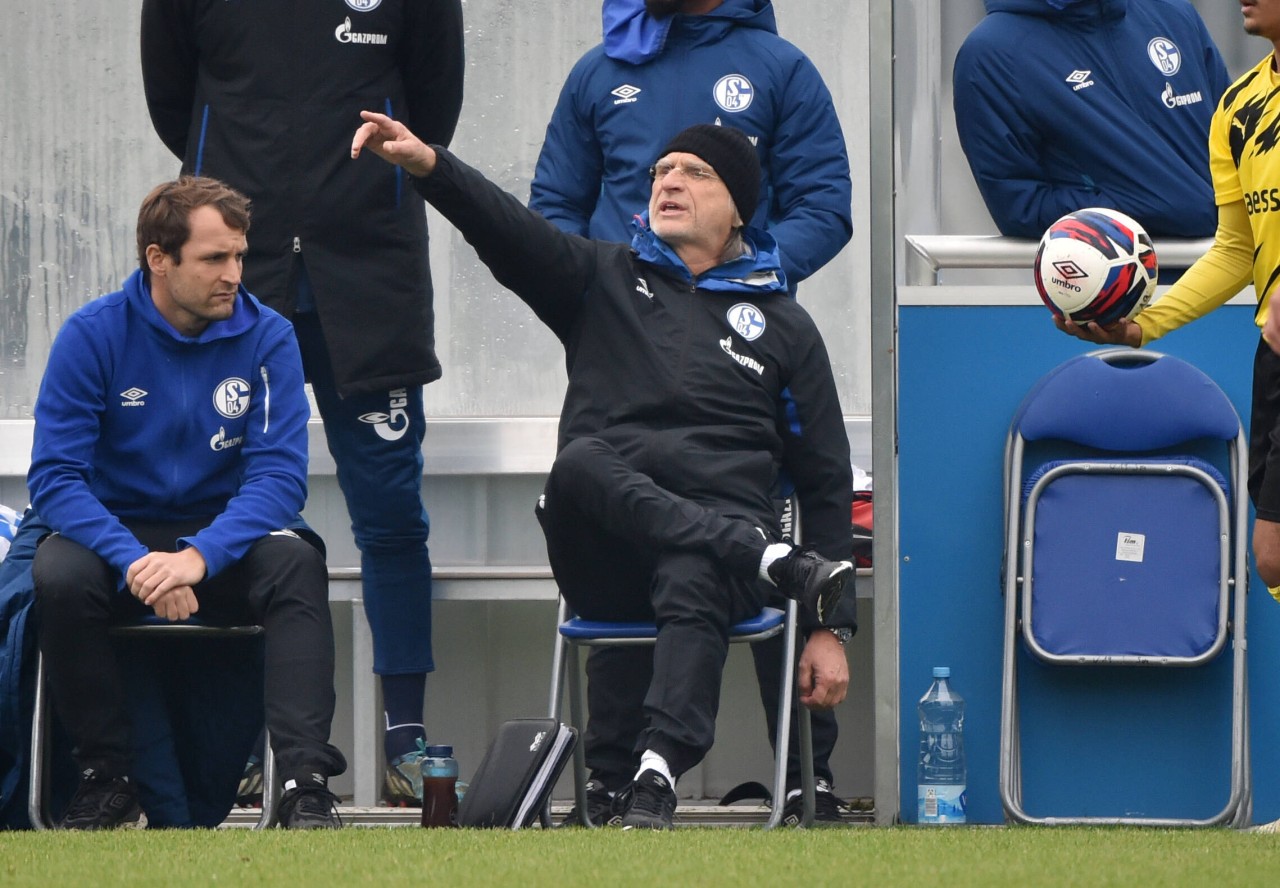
145, 244, 169, 278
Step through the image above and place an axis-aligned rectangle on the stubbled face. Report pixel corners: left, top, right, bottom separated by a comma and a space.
647, 152, 740, 261
148, 205, 246, 336
1243, 0, 1280, 41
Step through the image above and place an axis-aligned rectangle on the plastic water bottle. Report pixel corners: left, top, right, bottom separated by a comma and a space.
419, 745, 460, 828
917, 666, 966, 824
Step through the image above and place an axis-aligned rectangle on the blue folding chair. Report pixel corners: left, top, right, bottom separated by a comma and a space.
1000, 349, 1250, 826
28, 617, 277, 830
547, 499, 816, 829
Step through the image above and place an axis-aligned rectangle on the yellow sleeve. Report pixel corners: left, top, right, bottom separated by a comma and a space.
1135, 200, 1254, 346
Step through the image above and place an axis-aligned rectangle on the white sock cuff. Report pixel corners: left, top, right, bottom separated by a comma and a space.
758, 543, 793, 583
637, 749, 675, 788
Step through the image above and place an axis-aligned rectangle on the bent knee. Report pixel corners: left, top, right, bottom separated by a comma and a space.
252, 531, 327, 579
551, 436, 609, 476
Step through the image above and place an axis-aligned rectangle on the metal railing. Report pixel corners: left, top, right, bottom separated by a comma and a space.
903, 234, 1215, 286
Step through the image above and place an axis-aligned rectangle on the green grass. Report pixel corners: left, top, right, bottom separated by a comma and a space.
3, 826, 1280, 887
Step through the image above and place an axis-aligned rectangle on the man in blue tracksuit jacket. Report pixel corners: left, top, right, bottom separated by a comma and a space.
953, 0, 1229, 239
28, 178, 345, 829
530, 0, 855, 825
530, 0, 852, 291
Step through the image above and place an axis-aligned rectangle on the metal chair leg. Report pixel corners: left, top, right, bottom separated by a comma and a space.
27, 650, 52, 830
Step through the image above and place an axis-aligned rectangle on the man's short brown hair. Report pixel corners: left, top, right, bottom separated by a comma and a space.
136, 177, 251, 279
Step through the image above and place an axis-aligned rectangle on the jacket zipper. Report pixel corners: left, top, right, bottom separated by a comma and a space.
260, 365, 271, 434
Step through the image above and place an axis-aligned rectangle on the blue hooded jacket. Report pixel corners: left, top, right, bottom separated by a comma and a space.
953, 0, 1229, 238
529, 0, 852, 289
27, 269, 312, 585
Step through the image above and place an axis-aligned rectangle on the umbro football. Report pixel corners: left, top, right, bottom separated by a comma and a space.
1033, 208, 1158, 325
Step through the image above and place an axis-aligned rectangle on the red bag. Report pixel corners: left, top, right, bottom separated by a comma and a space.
851, 490, 872, 568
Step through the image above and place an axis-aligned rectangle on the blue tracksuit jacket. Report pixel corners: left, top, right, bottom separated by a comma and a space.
27, 269, 311, 584
529, 0, 852, 289
953, 0, 1229, 239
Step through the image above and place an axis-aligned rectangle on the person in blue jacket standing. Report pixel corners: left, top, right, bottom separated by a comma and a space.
529, 0, 855, 824
29, 178, 346, 830
531, 0, 852, 293
953, 0, 1229, 239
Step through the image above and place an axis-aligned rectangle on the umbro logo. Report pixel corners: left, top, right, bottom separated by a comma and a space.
1052, 260, 1088, 280
1066, 69, 1094, 91
635, 277, 653, 299
120, 387, 147, 407
611, 83, 641, 105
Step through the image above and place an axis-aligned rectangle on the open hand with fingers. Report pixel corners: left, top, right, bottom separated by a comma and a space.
1055, 315, 1142, 348
351, 111, 437, 178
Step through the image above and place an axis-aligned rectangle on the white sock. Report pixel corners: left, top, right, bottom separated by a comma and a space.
758, 543, 793, 583
637, 750, 675, 788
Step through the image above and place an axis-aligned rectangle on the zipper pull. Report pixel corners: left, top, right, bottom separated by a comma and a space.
260, 365, 271, 434
293, 237, 301, 253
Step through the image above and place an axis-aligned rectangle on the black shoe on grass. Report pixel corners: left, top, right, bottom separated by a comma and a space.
621, 770, 676, 831
279, 785, 342, 829
58, 771, 146, 831
559, 779, 630, 827
780, 778, 851, 827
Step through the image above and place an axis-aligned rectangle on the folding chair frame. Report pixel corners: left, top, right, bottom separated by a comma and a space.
999, 348, 1251, 827
28, 621, 277, 830
546, 501, 817, 829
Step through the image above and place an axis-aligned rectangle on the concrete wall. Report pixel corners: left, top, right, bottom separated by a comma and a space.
1, 1, 879, 806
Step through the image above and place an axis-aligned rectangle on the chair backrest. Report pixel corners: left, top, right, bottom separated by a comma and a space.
1012, 349, 1240, 451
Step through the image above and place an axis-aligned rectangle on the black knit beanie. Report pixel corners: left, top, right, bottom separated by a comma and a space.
656, 124, 760, 224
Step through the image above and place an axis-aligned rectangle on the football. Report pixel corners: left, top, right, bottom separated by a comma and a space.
1033, 208, 1158, 325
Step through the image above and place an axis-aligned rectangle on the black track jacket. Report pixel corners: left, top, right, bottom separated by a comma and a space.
141, 0, 464, 396
417, 150, 855, 625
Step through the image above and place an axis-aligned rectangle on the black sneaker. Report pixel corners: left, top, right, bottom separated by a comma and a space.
621, 769, 677, 830
780, 778, 851, 827
559, 779, 630, 827
278, 784, 342, 830
766, 547, 853, 625
57, 771, 146, 831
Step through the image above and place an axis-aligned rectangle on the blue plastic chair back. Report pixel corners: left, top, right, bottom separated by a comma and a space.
1012, 350, 1239, 450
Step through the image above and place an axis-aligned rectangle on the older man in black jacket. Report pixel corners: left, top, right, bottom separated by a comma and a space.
353, 112, 856, 830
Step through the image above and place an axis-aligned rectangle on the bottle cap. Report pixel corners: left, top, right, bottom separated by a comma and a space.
932, 666, 950, 678
425, 744, 454, 757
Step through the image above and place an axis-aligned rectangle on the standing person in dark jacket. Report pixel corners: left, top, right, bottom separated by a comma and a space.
531, 0, 857, 825
140, 0, 465, 805
354, 113, 856, 830
953, 0, 1229, 239
31, 178, 346, 830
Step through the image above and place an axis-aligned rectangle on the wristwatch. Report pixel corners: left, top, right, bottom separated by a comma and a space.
823, 627, 853, 646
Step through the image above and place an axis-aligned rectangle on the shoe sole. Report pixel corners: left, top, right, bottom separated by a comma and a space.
59, 810, 147, 831
814, 561, 853, 624
621, 817, 673, 830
